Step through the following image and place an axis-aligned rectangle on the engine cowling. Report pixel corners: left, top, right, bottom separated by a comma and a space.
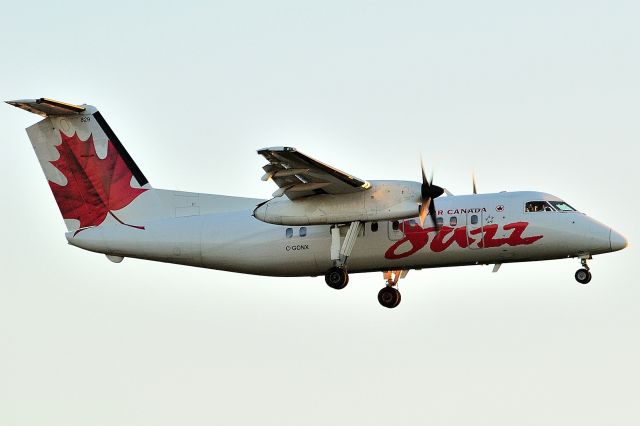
253, 180, 422, 225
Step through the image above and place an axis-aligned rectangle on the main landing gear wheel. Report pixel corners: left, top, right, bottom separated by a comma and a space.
325, 267, 348, 289
378, 287, 401, 309
575, 268, 592, 284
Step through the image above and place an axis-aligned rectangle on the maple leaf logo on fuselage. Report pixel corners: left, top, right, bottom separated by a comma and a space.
49, 131, 148, 233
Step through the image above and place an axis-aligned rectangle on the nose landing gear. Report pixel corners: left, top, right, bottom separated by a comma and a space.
575, 257, 592, 284
378, 270, 407, 308
378, 286, 401, 308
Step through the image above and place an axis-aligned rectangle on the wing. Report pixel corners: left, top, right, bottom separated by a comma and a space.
258, 147, 371, 200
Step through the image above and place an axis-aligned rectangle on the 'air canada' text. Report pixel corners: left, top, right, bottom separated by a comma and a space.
385, 221, 543, 259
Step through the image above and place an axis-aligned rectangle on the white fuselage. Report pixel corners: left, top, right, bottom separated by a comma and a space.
66, 189, 619, 277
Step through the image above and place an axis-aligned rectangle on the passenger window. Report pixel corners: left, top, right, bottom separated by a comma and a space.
392, 220, 400, 231
371, 222, 379, 232
436, 217, 444, 227
471, 214, 478, 225
299, 227, 307, 237
286, 228, 293, 238
525, 201, 555, 212
450, 216, 457, 227
408, 219, 416, 226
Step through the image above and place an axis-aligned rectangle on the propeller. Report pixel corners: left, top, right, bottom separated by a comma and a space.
472, 171, 478, 194
418, 158, 445, 228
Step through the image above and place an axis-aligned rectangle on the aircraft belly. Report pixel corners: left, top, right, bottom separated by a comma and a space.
343, 239, 480, 272
68, 216, 205, 267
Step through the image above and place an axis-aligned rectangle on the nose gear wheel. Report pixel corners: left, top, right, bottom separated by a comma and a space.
575, 268, 592, 284
575, 257, 592, 284
378, 287, 401, 308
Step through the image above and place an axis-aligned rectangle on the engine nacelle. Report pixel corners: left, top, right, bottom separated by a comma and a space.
253, 180, 422, 225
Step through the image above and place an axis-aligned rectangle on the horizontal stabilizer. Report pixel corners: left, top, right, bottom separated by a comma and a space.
6, 98, 85, 117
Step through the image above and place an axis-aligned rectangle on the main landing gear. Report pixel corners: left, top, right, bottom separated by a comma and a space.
324, 221, 362, 290
575, 256, 592, 284
322, 222, 407, 308
325, 266, 348, 289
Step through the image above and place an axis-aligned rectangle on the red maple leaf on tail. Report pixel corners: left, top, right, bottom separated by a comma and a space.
49, 131, 147, 233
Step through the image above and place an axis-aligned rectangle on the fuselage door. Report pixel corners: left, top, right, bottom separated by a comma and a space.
388, 220, 405, 241
466, 212, 483, 249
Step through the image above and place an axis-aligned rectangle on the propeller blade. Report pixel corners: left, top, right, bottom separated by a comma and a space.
420, 156, 428, 185
420, 157, 431, 200
472, 172, 477, 194
419, 198, 430, 227
428, 198, 439, 231
418, 156, 443, 231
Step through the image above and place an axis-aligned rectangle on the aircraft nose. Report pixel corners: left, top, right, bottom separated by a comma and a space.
609, 228, 628, 252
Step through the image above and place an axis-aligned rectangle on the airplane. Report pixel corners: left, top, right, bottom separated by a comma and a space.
7, 98, 628, 308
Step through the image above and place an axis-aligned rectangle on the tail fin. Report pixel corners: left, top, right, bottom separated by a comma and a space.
7, 98, 151, 232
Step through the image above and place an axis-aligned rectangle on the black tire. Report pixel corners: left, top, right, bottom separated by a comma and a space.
325, 267, 348, 289
392, 290, 402, 308
378, 287, 401, 308
575, 268, 592, 284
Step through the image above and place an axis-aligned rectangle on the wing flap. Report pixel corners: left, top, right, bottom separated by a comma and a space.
258, 147, 370, 200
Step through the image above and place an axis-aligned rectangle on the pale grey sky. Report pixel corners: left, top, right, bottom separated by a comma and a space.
1, 1, 639, 425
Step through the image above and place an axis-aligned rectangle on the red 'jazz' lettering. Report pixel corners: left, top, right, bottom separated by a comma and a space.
473, 224, 502, 248
430, 226, 471, 252
385, 222, 435, 259
384, 221, 542, 260
504, 222, 544, 246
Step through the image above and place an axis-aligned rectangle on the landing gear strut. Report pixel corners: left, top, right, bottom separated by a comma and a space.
575, 257, 592, 284
324, 222, 362, 290
321, 223, 408, 308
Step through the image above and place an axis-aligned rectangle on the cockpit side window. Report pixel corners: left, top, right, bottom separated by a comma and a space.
549, 201, 576, 212
525, 201, 556, 212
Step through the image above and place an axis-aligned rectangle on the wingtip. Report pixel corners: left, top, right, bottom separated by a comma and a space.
257, 146, 297, 154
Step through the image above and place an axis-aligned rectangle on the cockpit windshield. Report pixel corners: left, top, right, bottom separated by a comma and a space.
548, 201, 576, 211
525, 201, 555, 212
525, 200, 577, 212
